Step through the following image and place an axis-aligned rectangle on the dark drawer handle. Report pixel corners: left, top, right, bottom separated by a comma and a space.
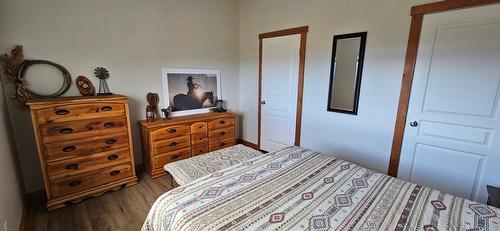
219, 120, 226, 125
220, 142, 226, 147
109, 170, 121, 176
171, 155, 179, 160
168, 129, 177, 134
59, 128, 74, 134
105, 139, 117, 144
169, 142, 177, 146
65, 163, 78, 170
62, 146, 76, 152
220, 132, 226, 136
107, 154, 118, 160
101, 106, 112, 111
104, 122, 115, 128
55, 109, 69, 115
68, 180, 81, 187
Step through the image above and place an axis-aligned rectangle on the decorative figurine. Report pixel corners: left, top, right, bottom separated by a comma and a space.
76, 75, 95, 96
146, 105, 156, 122
146, 92, 160, 120
214, 99, 227, 112
94, 67, 112, 95
161, 106, 173, 120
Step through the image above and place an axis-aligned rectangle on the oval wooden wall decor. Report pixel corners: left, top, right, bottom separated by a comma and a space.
76, 75, 95, 96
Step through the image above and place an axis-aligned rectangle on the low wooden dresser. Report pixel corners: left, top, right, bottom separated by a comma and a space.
27, 95, 138, 210
139, 112, 236, 178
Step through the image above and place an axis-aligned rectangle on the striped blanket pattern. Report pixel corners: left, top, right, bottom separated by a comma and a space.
143, 146, 500, 230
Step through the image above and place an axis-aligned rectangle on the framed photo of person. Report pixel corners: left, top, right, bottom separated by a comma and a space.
161, 68, 221, 117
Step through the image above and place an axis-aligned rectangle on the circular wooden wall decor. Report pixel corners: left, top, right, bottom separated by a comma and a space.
17, 59, 71, 100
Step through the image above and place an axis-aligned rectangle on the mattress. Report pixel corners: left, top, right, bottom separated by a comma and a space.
143, 146, 500, 230
163, 144, 263, 185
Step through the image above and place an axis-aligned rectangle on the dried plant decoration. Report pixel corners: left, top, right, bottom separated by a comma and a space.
0, 45, 72, 104
0, 45, 29, 103
0, 45, 24, 79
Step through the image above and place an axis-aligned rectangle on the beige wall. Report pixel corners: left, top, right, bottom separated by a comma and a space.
0, 0, 240, 192
0, 86, 24, 230
238, 0, 437, 173
0, 0, 443, 193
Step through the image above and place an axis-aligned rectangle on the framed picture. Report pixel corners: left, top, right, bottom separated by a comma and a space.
161, 68, 221, 117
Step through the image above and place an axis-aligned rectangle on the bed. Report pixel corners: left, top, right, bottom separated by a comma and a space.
142, 146, 500, 230
164, 144, 263, 185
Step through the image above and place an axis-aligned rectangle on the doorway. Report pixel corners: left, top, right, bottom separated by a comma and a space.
390, 1, 500, 202
258, 26, 308, 152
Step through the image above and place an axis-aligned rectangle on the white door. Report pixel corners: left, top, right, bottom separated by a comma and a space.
260, 34, 300, 152
398, 4, 500, 202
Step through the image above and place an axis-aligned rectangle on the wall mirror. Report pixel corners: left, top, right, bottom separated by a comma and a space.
327, 32, 367, 115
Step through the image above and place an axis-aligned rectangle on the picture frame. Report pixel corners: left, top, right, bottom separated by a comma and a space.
161, 68, 222, 117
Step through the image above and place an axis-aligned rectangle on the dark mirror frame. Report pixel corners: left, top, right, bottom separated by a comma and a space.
327, 32, 367, 115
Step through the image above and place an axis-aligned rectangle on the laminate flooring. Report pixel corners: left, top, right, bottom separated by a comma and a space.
23, 172, 175, 231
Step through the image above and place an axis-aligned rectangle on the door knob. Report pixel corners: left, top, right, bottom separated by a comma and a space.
261, 101, 266, 105
409, 121, 419, 127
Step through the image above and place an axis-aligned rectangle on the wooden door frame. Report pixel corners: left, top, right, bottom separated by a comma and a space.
258, 26, 308, 149
388, 0, 500, 177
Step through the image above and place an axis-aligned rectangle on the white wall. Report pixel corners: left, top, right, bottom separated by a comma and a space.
0, 0, 240, 192
0, 86, 24, 231
238, 0, 437, 173
0, 0, 443, 193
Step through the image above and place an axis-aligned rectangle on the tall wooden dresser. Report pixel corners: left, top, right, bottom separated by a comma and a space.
27, 95, 138, 210
139, 112, 236, 178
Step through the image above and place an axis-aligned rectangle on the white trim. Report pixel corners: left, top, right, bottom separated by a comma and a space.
161, 68, 222, 117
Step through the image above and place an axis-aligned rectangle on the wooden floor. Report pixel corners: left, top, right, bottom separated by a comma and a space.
24, 172, 175, 231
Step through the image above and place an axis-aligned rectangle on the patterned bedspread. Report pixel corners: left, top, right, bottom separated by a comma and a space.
164, 144, 263, 185
143, 147, 500, 231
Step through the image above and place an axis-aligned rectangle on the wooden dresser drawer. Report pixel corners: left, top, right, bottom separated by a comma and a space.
208, 117, 235, 130
46, 148, 131, 180
191, 122, 207, 134
41, 117, 127, 144
209, 127, 235, 141
192, 145, 208, 156
28, 95, 138, 210
151, 125, 189, 141
36, 102, 125, 125
154, 148, 191, 167
209, 137, 235, 152
152, 136, 191, 155
139, 112, 237, 179
44, 133, 129, 162
50, 163, 133, 198
191, 133, 208, 146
